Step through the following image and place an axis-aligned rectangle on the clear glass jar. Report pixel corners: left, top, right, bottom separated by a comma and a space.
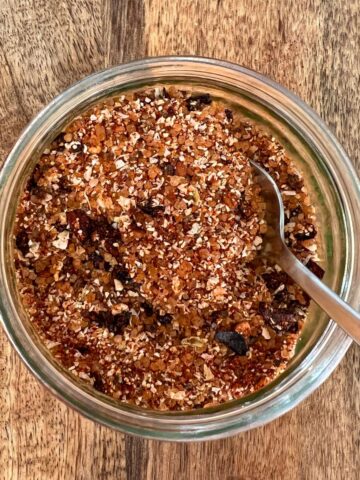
0, 57, 359, 441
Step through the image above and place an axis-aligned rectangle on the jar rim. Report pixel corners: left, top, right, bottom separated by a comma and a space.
0, 56, 358, 441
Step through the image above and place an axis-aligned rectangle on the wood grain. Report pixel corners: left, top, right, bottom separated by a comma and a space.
0, 1, 359, 479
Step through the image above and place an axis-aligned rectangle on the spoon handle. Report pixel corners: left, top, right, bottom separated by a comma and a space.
278, 246, 360, 345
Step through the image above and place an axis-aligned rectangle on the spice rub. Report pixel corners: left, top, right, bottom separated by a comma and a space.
14, 86, 321, 410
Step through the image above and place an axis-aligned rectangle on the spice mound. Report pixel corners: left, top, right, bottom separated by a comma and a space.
14, 87, 321, 410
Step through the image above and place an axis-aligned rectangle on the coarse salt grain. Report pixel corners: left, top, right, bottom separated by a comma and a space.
52, 231, 69, 250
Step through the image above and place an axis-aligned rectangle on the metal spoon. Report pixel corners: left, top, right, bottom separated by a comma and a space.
250, 160, 360, 345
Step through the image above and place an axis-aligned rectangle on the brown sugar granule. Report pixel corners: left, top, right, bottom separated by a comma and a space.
13, 86, 320, 410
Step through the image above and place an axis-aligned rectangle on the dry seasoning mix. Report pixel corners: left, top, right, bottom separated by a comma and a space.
14, 87, 323, 410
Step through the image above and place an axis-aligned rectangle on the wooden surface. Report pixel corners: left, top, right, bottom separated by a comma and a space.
0, 1, 359, 479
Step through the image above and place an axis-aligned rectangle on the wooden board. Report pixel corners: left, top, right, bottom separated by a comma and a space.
0, 1, 359, 478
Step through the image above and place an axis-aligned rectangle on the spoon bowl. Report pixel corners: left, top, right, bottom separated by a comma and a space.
250, 160, 360, 345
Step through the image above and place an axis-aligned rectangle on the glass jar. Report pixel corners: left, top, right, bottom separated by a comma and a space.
0, 57, 359, 441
